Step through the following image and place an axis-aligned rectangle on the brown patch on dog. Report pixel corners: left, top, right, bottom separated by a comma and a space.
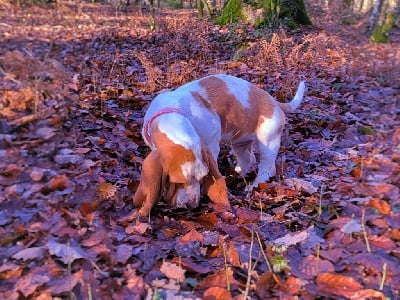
151, 124, 196, 184
248, 85, 278, 131
198, 76, 276, 139
191, 91, 212, 110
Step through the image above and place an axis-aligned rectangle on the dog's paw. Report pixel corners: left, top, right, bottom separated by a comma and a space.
207, 177, 230, 208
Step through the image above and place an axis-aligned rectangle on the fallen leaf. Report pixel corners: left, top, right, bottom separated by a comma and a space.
180, 229, 203, 244
198, 268, 239, 289
298, 255, 335, 279
203, 286, 232, 300
46, 269, 83, 295
0, 263, 23, 279
175, 257, 211, 274
160, 261, 185, 282
316, 273, 363, 298
350, 252, 400, 276
368, 235, 396, 250
97, 181, 117, 199
255, 272, 275, 299
55, 154, 81, 165
319, 248, 343, 263
284, 178, 318, 194
36, 127, 56, 140
350, 289, 385, 300
272, 230, 309, 247
367, 199, 391, 214
151, 278, 180, 290
202, 231, 219, 246
3, 163, 24, 175
48, 174, 71, 191
29, 169, 44, 182
74, 147, 91, 154
115, 244, 133, 264
236, 207, 259, 223
126, 270, 146, 296
125, 222, 152, 235
14, 273, 50, 297
12, 247, 46, 261
341, 219, 362, 234
46, 240, 86, 264
226, 240, 241, 267
283, 276, 302, 295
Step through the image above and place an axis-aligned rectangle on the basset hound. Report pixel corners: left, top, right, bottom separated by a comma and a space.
133, 74, 306, 216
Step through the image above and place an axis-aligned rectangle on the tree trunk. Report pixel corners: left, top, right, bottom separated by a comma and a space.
370, 0, 400, 42
197, 0, 212, 18
350, 0, 376, 13
216, 0, 312, 28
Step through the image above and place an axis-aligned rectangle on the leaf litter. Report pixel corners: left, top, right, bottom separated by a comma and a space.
0, 0, 399, 299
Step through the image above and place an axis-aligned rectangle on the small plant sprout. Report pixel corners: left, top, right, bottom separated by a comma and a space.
270, 244, 289, 273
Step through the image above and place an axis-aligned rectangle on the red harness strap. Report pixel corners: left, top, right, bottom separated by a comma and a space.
143, 108, 182, 147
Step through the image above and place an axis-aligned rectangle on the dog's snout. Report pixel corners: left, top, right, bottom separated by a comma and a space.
175, 181, 201, 209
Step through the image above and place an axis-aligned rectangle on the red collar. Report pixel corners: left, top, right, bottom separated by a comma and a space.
143, 108, 181, 147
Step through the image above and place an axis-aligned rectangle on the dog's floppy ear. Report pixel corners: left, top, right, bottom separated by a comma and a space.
133, 150, 166, 217
201, 147, 230, 208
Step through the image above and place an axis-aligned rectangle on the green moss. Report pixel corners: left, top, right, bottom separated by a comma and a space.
371, 14, 395, 43
216, 0, 312, 28
358, 125, 375, 135
216, 0, 243, 25
168, 0, 183, 9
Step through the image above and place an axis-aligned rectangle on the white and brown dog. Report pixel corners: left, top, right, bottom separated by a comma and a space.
133, 74, 306, 216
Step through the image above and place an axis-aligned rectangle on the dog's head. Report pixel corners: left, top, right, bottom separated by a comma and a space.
134, 119, 229, 215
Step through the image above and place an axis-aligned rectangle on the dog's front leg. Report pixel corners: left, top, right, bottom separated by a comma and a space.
133, 150, 165, 216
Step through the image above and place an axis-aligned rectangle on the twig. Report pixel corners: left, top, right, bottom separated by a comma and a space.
222, 242, 231, 292
361, 208, 371, 253
255, 231, 273, 273
67, 243, 77, 300
0, 23, 12, 28
318, 184, 324, 218
243, 228, 254, 299
379, 262, 387, 291
90, 260, 110, 276
87, 284, 93, 300
0, 65, 20, 84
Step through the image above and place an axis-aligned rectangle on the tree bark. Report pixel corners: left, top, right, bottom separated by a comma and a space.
216, 0, 312, 27
370, 0, 400, 42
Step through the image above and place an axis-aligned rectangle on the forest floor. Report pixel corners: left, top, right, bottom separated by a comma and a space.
0, 1, 399, 299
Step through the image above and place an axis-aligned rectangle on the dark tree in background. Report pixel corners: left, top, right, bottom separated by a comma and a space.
346, 0, 400, 42
215, 0, 312, 28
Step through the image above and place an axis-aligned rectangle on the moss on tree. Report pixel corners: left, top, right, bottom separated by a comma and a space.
216, 0, 243, 25
371, 12, 396, 43
216, 0, 312, 28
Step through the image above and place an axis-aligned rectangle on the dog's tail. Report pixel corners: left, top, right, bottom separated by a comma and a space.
278, 81, 306, 113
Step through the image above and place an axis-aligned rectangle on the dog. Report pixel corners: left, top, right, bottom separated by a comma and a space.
133, 74, 306, 216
